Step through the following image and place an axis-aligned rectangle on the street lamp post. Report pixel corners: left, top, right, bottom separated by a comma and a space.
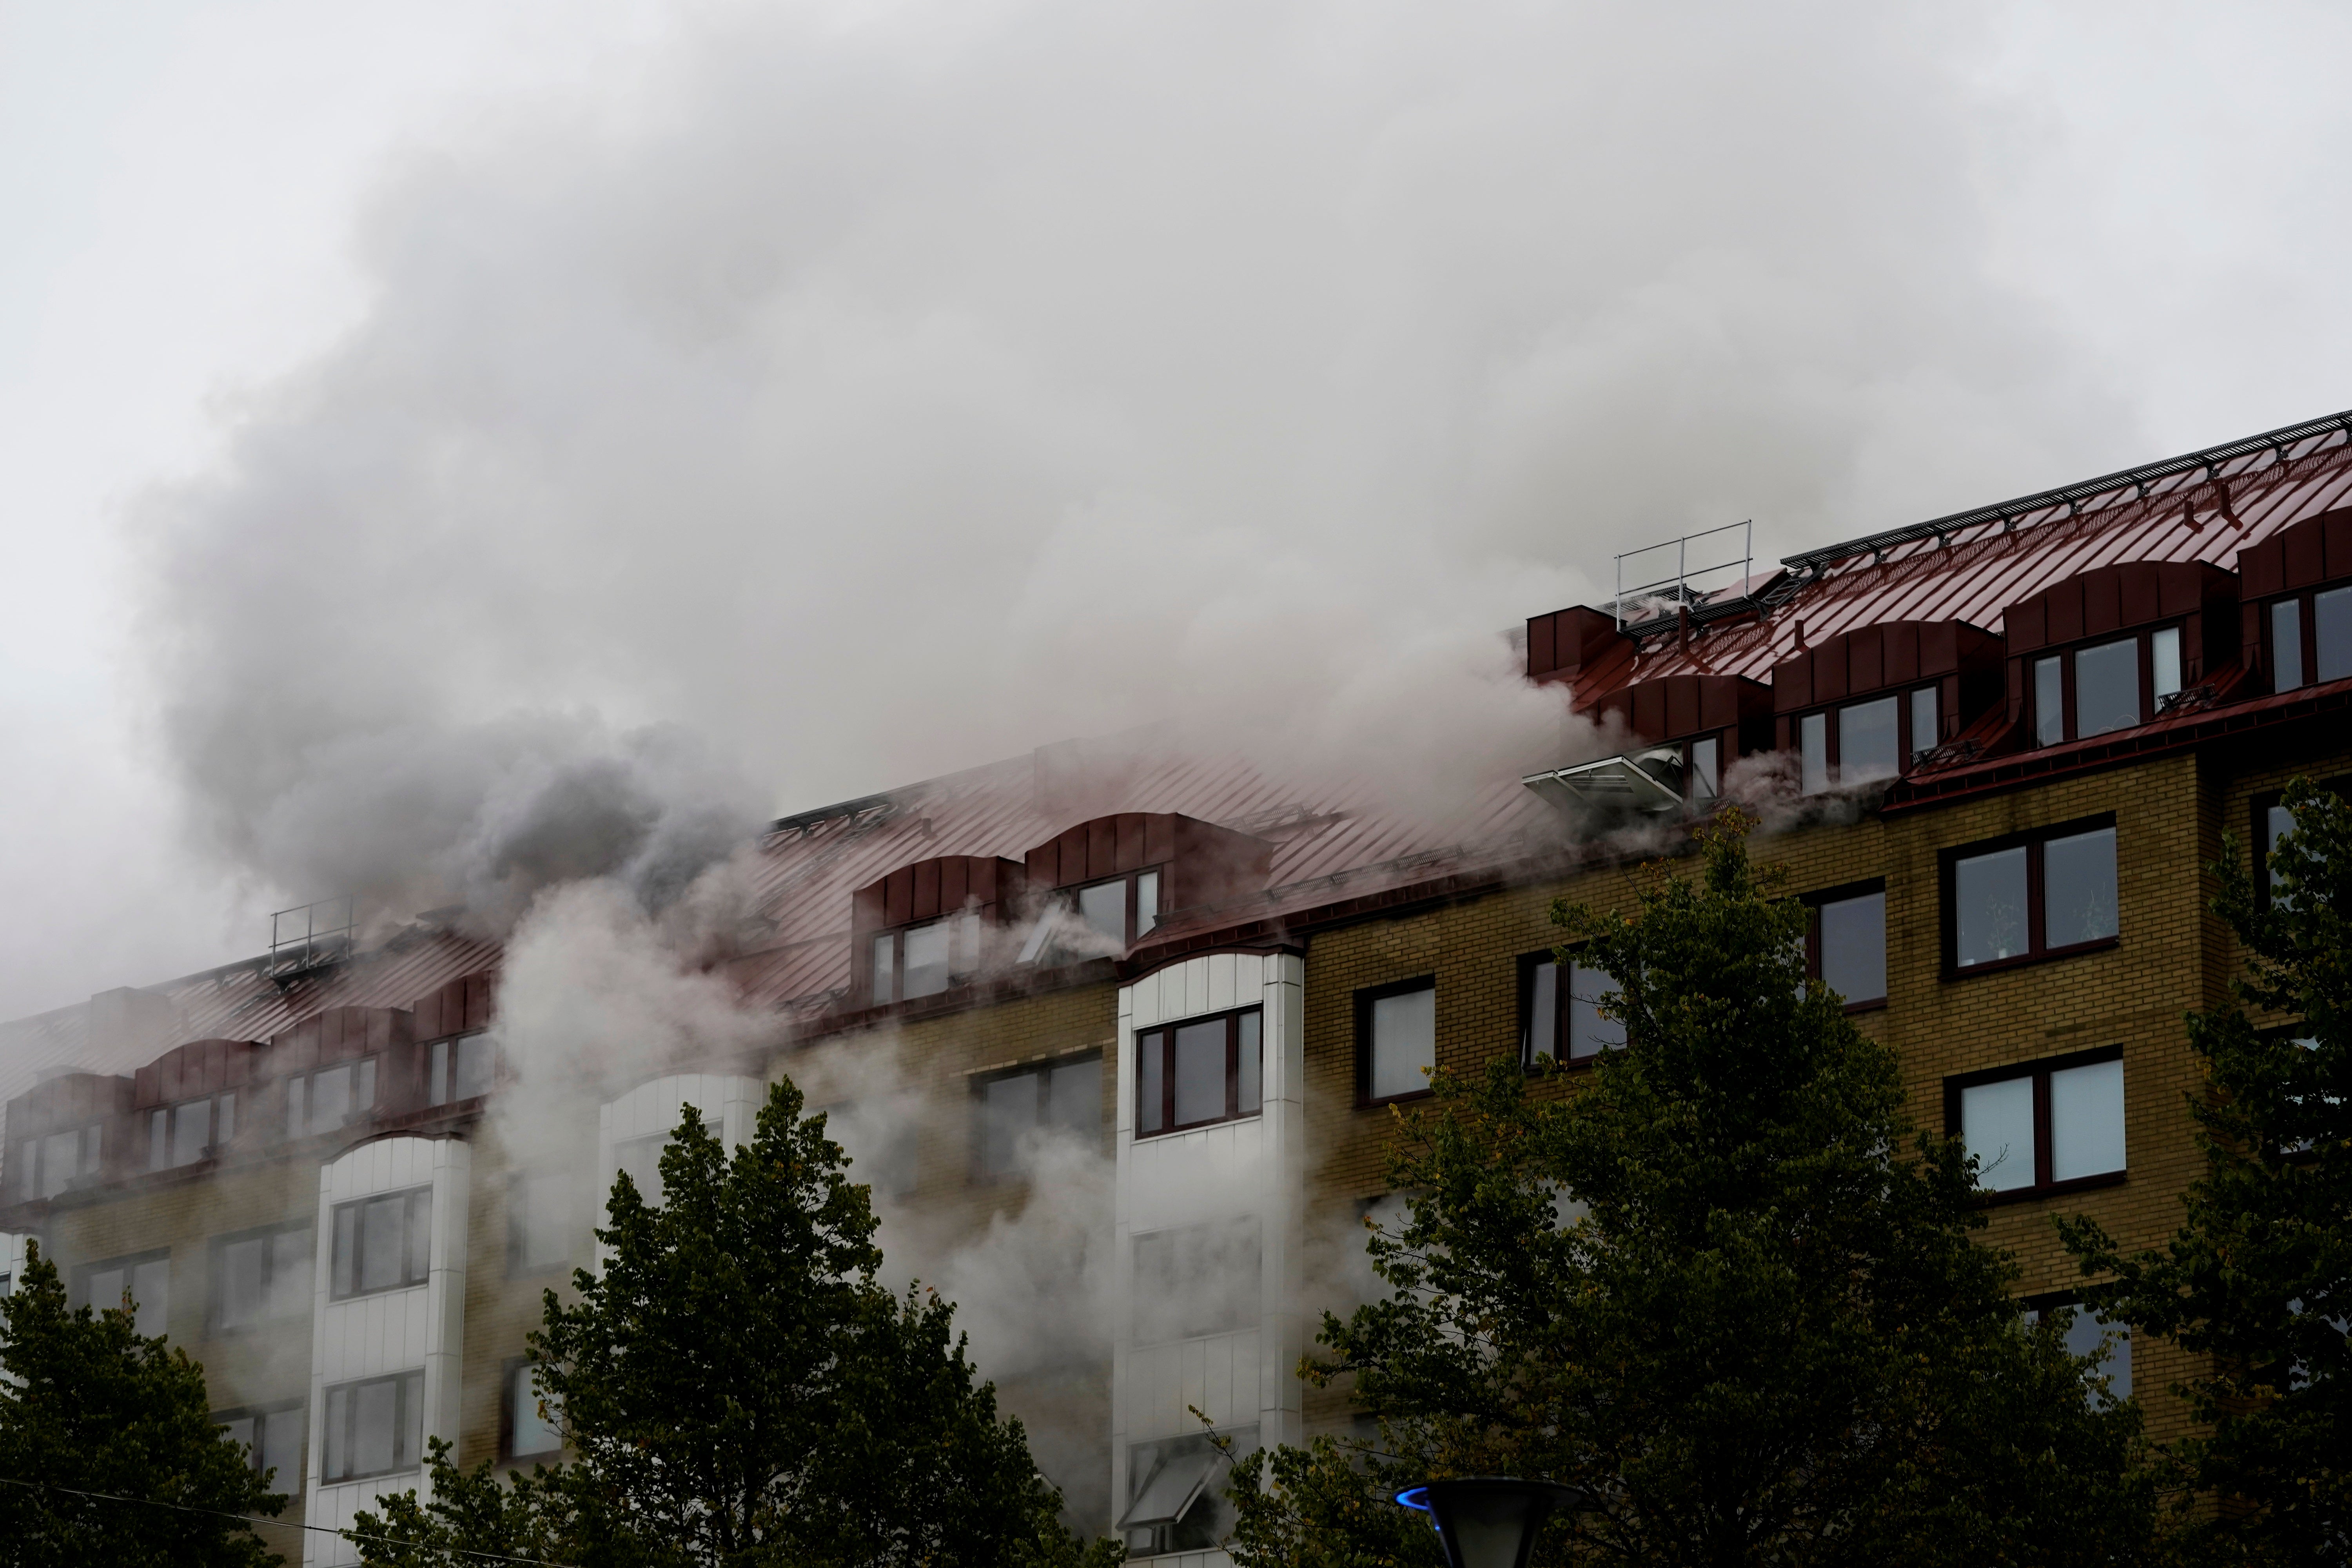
1394, 1477, 1583, 1568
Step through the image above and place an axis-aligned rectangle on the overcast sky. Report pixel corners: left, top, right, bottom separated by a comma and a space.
3, 0, 2350, 1022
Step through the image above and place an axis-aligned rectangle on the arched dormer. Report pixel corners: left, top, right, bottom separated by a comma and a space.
132, 1038, 262, 1172
2238, 504, 2352, 693
853, 855, 1027, 1008
1024, 814, 1273, 953
2003, 561, 2237, 746
1773, 620, 2002, 792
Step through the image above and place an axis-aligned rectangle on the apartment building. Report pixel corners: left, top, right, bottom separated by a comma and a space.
6, 407, 2352, 1566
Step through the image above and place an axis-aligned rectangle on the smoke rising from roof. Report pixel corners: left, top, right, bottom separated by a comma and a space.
132, 0, 2143, 922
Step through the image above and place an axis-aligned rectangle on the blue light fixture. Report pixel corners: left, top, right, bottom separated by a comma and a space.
1395, 1477, 1582, 1568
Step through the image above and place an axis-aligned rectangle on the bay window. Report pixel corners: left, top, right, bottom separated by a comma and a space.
1138, 1006, 1262, 1134
322, 1369, 424, 1482
1945, 818, 2117, 972
329, 1186, 431, 1299
1947, 1047, 2126, 1198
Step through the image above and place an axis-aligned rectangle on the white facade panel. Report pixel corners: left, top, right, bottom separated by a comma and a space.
304, 1136, 470, 1568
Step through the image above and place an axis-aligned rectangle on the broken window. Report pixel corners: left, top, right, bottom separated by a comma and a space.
1131, 1218, 1261, 1344
1121, 1427, 1257, 1556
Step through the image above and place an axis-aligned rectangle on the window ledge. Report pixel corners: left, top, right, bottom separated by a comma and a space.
1134, 1110, 1267, 1140
1842, 997, 1888, 1015
1945, 936, 2118, 980
1354, 1089, 1435, 1111
1973, 1169, 2126, 1208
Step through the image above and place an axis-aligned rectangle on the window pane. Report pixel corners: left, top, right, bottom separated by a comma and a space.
324, 1387, 350, 1480
1135, 871, 1160, 936
1132, 1220, 1260, 1343
1137, 1031, 1164, 1134
2318, 584, 2352, 682
2074, 637, 2140, 737
2273, 598, 2305, 689
310, 1066, 352, 1134
454, 1036, 495, 1100
1078, 880, 1127, 946
260, 1407, 303, 1490
1910, 686, 1939, 759
2266, 803, 2298, 908
514, 1173, 572, 1270
287, 1078, 305, 1141
1236, 1012, 1261, 1114
1688, 736, 1719, 800
901, 920, 951, 999
220, 1415, 256, 1466
217, 1093, 234, 1147
398, 1372, 424, 1471
1961, 1076, 2036, 1191
871, 933, 895, 1006
332, 1205, 356, 1297
174, 1100, 211, 1167
270, 1229, 312, 1316
513, 1365, 563, 1455
616, 1133, 667, 1207
1799, 712, 1828, 795
357, 1057, 377, 1114
1818, 892, 1886, 1004
150, 1109, 170, 1172
1525, 960, 1559, 1066
2062, 1309, 2132, 1400
1953, 846, 2029, 966
2034, 655, 2065, 745
1368, 987, 1436, 1100
2151, 626, 2182, 701
981, 1071, 1039, 1176
429, 1040, 449, 1106
359, 1195, 404, 1293
1047, 1056, 1102, 1139
1838, 696, 1900, 784
2043, 827, 2119, 947
1567, 963, 1624, 1059
131, 1258, 168, 1339
87, 1265, 127, 1316
2049, 1058, 2125, 1181
353, 1378, 397, 1476
1173, 1019, 1229, 1124
220, 1237, 268, 1330
406, 1190, 432, 1283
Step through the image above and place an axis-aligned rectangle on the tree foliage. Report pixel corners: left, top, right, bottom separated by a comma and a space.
353, 1078, 1120, 1568
0, 1243, 286, 1566
2061, 776, 2352, 1564
1228, 814, 2153, 1568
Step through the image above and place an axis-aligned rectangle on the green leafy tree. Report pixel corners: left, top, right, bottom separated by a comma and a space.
2061, 776, 2352, 1564
0, 1243, 285, 1566
354, 1079, 1121, 1568
1228, 814, 2154, 1568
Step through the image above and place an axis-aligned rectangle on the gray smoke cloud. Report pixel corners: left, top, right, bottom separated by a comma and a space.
131, 0, 2147, 921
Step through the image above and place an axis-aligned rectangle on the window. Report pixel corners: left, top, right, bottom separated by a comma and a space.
507, 1172, 573, 1273
322, 1369, 425, 1482
149, 1092, 235, 1171
218, 1404, 304, 1491
974, 1056, 1101, 1178
612, 1119, 714, 1209
1131, 1218, 1261, 1343
1357, 981, 1435, 1102
2253, 781, 2347, 910
1806, 884, 1887, 1009
1946, 819, 2118, 972
213, 1224, 312, 1331
329, 1187, 432, 1299
427, 1034, 495, 1106
286, 1058, 377, 1140
1520, 955, 1625, 1066
1795, 688, 1939, 794
21, 1122, 101, 1201
871, 911, 982, 1005
1946, 1048, 2125, 1199
2264, 582, 2352, 692
1121, 1427, 1256, 1557
506, 1361, 563, 1459
1688, 735, 1720, 800
77, 1252, 169, 1339
2024, 1298, 2133, 1403
1138, 1006, 1263, 1135
2026, 625, 2190, 745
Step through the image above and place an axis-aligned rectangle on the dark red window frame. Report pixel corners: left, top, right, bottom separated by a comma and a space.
1941, 1044, 2126, 1205
1803, 878, 1888, 1014
1939, 814, 2120, 978
2024, 621, 2189, 746
1355, 976, 1438, 1106
1134, 1005, 1262, 1138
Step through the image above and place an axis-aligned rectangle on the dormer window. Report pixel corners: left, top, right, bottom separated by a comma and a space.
426, 1033, 495, 1106
2261, 583, 2352, 691
287, 1058, 377, 1140
1773, 621, 2002, 797
1021, 815, 1272, 961
872, 911, 982, 1006
21, 1124, 101, 1201
149, 1093, 234, 1171
2027, 623, 2187, 746
1076, 870, 1161, 947
1796, 686, 1942, 794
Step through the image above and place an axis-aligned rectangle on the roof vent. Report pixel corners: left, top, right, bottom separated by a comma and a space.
269, 896, 356, 979
1522, 746, 1688, 816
